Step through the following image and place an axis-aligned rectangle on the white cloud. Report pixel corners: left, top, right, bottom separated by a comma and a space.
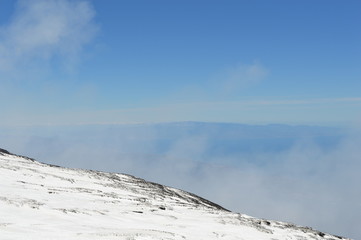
1, 123, 360, 239
0, 0, 98, 73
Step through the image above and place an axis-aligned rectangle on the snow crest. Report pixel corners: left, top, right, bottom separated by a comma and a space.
0, 149, 351, 240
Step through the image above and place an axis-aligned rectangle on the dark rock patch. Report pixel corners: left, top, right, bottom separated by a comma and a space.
0, 148, 10, 155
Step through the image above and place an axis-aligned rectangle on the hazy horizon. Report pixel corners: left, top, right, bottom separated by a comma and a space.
1, 122, 360, 239
0, 0, 360, 239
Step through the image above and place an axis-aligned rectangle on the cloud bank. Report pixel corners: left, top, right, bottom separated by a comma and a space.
0, 123, 359, 239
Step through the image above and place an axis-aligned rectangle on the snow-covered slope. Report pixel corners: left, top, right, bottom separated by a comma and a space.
0, 149, 350, 240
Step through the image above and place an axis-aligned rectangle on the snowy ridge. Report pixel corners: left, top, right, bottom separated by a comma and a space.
0, 149, 350, 240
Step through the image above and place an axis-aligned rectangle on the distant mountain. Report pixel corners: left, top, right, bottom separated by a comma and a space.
0, 148, 350, 240
0, 122, 346, 165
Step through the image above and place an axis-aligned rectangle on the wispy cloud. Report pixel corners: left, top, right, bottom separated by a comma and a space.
220, 62, 268, 93
0, 0, 98, 74
250, 97, 361, 105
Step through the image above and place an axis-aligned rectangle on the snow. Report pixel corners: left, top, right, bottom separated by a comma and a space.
0, 150, 351, 240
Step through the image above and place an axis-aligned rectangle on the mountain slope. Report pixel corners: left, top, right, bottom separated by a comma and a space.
0, 149, 350, 240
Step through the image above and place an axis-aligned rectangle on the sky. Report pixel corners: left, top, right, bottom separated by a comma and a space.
1, 1, 361, 239
0, 0, 360, 126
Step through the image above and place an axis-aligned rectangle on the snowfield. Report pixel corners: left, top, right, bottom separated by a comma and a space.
0, 149, 350, 240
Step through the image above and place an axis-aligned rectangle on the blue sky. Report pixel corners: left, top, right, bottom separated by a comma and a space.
0, 0, 360, 126
1, 2, 361, 238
